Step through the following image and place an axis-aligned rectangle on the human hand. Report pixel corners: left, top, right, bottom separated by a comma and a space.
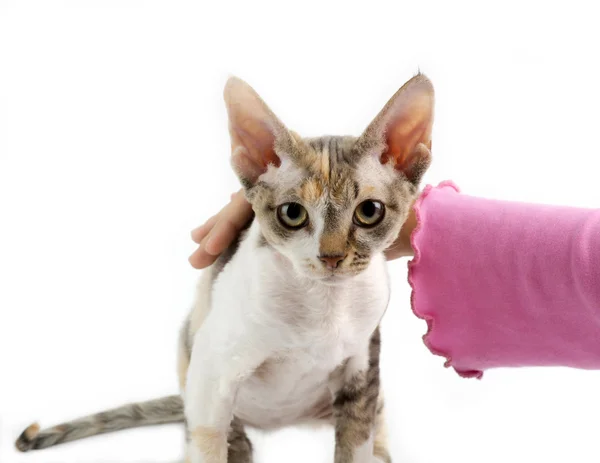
189, 192, 416, 269
188, 190, 254, 269
384, 201, 417, 261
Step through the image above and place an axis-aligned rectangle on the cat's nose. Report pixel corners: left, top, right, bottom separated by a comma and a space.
318, 254, 347, 269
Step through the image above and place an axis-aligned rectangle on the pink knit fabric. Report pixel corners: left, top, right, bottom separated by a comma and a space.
409, 182, 600, 378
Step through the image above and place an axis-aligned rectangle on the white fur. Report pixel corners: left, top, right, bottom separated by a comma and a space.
184, 221, 390, 462
356, 154, 399, 196
260, 157, 303, 194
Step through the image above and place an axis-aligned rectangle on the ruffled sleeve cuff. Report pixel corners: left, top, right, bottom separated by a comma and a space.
407, 181, 600, 378
408, 181, 483, 378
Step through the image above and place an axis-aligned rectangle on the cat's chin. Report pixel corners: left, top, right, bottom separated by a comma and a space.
322, 274, 352, 285
303, 272, 357, 285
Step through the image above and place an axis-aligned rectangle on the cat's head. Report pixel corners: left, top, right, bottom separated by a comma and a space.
224, 75, 434, 281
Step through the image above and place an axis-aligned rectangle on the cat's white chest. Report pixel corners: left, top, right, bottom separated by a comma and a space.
232, 323, 367, 429
218, 243, 390, 428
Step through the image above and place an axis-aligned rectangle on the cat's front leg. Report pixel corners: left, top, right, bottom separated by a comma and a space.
333, 328, 390, 463
184, 348, 232, 463
185, 327, 264, 463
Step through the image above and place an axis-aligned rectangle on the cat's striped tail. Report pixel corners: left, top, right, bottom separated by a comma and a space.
15, 395, 184, 452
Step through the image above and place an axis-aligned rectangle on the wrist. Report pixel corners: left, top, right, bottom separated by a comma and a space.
385, 200, 417, 260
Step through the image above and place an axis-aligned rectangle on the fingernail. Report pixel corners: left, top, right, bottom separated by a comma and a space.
205, 236, 218, 255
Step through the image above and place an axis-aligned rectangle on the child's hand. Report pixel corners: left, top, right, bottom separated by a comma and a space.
188, 190, 253, 269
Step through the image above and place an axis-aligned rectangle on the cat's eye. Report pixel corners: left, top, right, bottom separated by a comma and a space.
354, 200, 385, 227
277, 202, 309, 229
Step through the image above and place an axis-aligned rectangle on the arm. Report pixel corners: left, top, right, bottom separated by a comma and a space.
410, 182, 600, 378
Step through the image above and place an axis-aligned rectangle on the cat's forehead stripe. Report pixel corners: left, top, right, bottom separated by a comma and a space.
318, 141, 330, 181
303, 136, 353, 179
288, 136, 364, 208
300, 177, 325, 203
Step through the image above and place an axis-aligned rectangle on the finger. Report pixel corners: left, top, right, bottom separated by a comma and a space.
192, 190, 247, 244
228, 189, 253, 221
210, 192, 252, 235
189, 248, 218, 269
191, 214, 219, 244
204, 217, 245, 255
188, 238, 218, 269
189, 190, 252, 267
204, 194, 253, 254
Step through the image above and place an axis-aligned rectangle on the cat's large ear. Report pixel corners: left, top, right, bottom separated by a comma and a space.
359, 74, 434, 185
224, 77, 295, 189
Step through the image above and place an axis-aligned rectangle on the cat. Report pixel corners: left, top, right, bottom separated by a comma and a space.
15, 73, 434, 463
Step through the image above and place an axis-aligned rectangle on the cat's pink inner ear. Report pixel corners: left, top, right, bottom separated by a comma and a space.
373, 75, 434, 182
224, 77, 284, 186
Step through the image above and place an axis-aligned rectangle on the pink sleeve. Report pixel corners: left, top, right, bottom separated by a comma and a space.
409, 181, 600, 379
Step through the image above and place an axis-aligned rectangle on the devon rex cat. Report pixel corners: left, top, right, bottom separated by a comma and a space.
16, 74, 434, 463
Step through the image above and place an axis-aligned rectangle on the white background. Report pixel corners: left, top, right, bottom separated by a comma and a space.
1, 1, 600, 462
